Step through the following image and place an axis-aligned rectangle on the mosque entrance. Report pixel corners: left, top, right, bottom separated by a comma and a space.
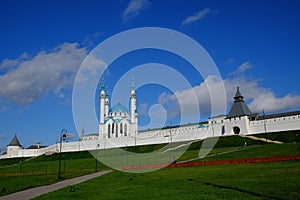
233, 126, 240, 134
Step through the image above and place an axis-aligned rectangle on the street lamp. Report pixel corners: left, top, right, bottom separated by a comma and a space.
296, 133, 300, 155
134, 131, 137, 153
125, 145, 128, 165
58, 129, 67, 179
169, 122, 175, 163
95, 144, 100, 172
263, 109, 267, 142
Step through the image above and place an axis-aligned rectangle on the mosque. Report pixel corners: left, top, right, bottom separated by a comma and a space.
98, 82, 138, 139
2, 84, 300, 159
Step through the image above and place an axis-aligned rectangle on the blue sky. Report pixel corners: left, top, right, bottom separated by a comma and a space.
0, 0, 299, 149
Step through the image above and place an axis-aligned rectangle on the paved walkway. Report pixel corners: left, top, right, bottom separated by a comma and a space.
239, 134, 283, 144
0, 170, 113, 200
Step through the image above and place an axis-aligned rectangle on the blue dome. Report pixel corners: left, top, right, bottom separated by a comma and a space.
109, 103, 128, 113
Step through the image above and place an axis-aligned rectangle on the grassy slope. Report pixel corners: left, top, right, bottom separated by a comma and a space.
0, 152, 109, 196
0, 132, 299, 197
178, 143, 299, 162
252, 130, 300, 143
34, 161, 300, 200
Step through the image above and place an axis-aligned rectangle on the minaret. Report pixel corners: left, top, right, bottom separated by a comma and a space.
105, 92, 109, 117
100, 85, 105, 124
130, 77, 136, 124
99, 78, 106, 138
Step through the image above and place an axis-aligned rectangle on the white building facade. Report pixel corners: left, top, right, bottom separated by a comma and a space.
1, 86, 300, 159
97, 82, 138, 140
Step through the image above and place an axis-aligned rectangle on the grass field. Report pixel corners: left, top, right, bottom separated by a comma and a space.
0, 151, 109, 196
179, 143, 300, 162
33, 161, 300, 200
0, 132, 299, 198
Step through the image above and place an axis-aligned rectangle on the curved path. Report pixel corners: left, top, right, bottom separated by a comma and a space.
0, 170, 113, 200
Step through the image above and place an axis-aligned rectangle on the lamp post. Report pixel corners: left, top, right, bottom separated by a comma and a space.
134, 131, 137, 153
125, 145, 128, 166
296, 133, 300, 155
169, 122, 173, 150
95, 144, 100, 172
212, 120, 215, 137
169, 122, 175, 163
263, 109, 267, 142
58, 129, 67, 179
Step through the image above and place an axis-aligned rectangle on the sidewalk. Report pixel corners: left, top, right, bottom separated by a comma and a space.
0, 170, 113, 200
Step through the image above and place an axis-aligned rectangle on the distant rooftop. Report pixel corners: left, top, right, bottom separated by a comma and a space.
256, 110, 300, 120
26, 144, 48, 149
8, 134, 22, 147
227, 87, 252, 118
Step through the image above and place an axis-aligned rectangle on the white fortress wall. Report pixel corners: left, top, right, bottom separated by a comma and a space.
249, 114, 300, 134
223, 116, 250, 135
1, 113, 300, 159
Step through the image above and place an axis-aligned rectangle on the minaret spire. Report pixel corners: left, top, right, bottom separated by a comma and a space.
130, 77, 136, 124
131, 76, 135, 89
100, 77, 105, 90
100, 77, 106, 124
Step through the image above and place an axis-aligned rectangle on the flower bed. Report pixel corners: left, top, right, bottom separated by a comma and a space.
122, 156, 300, 170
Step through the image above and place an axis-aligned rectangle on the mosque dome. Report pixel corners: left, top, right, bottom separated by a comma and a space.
109, 103, 128, 114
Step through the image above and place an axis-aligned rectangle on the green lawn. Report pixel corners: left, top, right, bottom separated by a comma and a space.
0, 152, 109, 196
184, 143, 299, 162
0, 133, 299, 197
33, 161, 300, 200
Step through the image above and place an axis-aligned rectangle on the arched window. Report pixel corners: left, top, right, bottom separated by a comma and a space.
124, 124, 127, 136
120, 123, 123, 134
108, 124, 111, 138
116, 123, 118, 137
112, 123, 114, 134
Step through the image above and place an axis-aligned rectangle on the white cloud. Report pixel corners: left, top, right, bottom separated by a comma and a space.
0, 105, 9, 112
82, 32, 102, 48
248, 92, 300, 113
0, 43, 88, 105
158, 75, 300, 118
158, 75, 226, 117
123, 0, 150, 22
235, 61, 253, 74
139, 104, 167, 130
75, 53, 107, 85
181, 8, 211, 25
138, 103, 148, 116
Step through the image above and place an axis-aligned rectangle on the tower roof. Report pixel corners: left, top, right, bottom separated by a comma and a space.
8, 134, 22, 147
227, 87, 252, 118
234, 86, 242, 98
